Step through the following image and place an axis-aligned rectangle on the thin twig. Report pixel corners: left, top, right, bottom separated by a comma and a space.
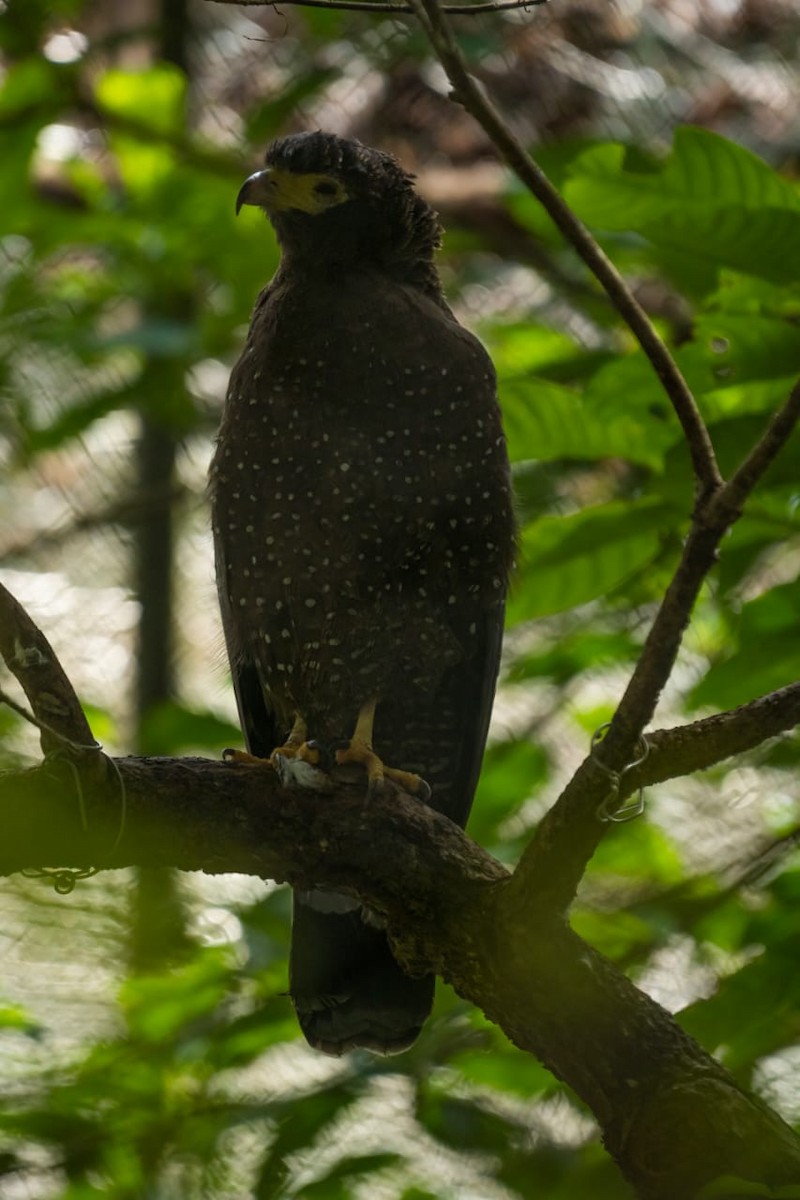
0, 688, 99, 753
602, 524, 724, 760
228, 0, 546, 13
712, 378, 800, 521
619, 681, 800, 797
408, 0, 721, 498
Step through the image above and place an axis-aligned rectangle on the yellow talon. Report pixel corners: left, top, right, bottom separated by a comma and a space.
223, 714, 321, 768
222, 747, 272, 766
334, 698, 430, 799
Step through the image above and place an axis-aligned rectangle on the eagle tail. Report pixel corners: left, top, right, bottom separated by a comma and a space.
290, 892, 434, 1056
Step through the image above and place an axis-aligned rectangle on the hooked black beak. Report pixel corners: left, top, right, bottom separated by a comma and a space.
235, 169, 277, 215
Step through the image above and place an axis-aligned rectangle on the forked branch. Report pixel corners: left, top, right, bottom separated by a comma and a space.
514, 376, 800, 909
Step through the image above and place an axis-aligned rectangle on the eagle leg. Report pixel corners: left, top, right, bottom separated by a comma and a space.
335, 697, 431, 800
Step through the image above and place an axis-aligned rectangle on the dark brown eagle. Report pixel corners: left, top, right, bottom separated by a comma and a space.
210, 131, 514, 1055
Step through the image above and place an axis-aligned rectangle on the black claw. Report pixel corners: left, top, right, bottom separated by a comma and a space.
416, 778, 432, 803
222, 747, 237, 762
307, 739, 333, 770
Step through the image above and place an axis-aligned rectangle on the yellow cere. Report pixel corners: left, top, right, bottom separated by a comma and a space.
261, 168, 349, 214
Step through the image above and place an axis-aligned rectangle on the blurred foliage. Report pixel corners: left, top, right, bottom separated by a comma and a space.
0, 0, 799, 1196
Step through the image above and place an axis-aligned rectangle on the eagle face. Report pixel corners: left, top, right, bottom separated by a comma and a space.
236, 131, 411, 214
235, 131, 440, 272
235, 161, 350, 217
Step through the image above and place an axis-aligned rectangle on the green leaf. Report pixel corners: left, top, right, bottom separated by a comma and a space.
94, 65, 187, 136
0, 56, 62, 115
486, 321, 592, 376
472, 740, 549, 851
416, 1086, 525, 1155
564, 128, 800, 283
501, 376, 667, 469
120, 952, 233, 1043
689, 579, 800, 710
0, 1003, 42, 1038
212, 1006, 297, 1068
565, 128, 800, 221
581, 343, 711, 443
20, 383, 141, 457
693, 313, 800, 406
509, 500, 676, 622
585, 819, 684, 889
489, 323, 668, 468
507, 629, 640, 685
571, 908, 657, 961
679, 950, 800, 1072
256, 1086, 362, 1200
138, 701, 243, 756
299, 1153, 403, 1199
452, 1046, 554, 1098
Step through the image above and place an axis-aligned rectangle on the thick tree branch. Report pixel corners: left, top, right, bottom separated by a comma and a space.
2, 754, 800, 1197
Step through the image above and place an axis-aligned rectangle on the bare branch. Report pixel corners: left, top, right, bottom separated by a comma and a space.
0, 582, 97, 755
407, 0, 721, 498
504, 344, 799, 906
213, 0, 547, 14
621, 681, 800, 796
606, 528, 724, 755
509, 529, 727, 910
